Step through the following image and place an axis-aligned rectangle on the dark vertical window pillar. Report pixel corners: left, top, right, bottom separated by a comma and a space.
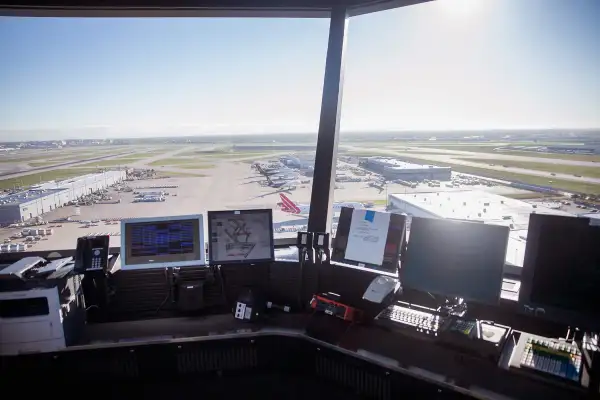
308, 6, 348, 233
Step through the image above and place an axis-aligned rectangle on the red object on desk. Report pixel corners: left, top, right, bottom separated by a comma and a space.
310, 293, 363, 322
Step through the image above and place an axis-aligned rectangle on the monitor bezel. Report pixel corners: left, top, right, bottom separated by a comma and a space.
518, 213, 599, 331
207, 209, 275, 265
401, 217, 509, 305
120, 214, 206, 270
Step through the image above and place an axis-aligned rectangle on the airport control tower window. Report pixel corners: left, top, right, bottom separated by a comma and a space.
334, 0, 600, 239
0, 18, 327, 249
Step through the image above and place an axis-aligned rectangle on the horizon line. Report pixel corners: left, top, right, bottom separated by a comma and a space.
1, 127, 600, 143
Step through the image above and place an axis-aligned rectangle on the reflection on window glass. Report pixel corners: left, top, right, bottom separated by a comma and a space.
336, 0, 600, 260
0, 18, 329, 249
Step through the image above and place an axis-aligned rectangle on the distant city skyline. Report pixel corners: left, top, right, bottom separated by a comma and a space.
1, 0, 599, 141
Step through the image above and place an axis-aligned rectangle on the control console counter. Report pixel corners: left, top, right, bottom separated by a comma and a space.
18, 311, 588, 400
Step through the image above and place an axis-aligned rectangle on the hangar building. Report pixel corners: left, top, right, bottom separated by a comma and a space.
0, 170, 126, 224
359, 157, 451, 181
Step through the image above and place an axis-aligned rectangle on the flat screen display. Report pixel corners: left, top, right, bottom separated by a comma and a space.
401, 217, 509, 305
520, 213, 600, 329
207, 209, 274, 264
121, 215, 205, 270
332, 207, 406, 274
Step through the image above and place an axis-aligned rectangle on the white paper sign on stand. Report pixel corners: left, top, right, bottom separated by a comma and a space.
344, 209, 391, 266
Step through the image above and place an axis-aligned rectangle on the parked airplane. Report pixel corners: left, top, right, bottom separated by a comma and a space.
255, 163, 296, 177
278, 193, 364, 216
266, 176, 299, 188
133, 196, 165, 203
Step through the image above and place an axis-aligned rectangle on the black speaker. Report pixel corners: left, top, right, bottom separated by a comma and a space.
177, 281, 205, 311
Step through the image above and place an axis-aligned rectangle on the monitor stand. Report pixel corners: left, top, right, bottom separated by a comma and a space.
439, 297, 468, 318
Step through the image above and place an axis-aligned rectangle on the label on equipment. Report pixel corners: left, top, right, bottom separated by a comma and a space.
301, 235, 307, 245
244, 307, 252, 320
318, 236, 324, 246
235, 302, 246, 319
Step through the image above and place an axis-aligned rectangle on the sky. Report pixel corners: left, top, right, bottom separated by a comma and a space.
0, 0, 599, 140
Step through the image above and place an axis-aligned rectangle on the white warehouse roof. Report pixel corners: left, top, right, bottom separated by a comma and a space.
390, 190, 572, 230
391, 190, 574, 268
364, 157, 448, 171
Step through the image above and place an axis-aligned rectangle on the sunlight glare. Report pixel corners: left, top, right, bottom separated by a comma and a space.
439, 0, 482, 17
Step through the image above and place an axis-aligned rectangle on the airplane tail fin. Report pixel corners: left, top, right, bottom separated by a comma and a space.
279, 193, 301, 214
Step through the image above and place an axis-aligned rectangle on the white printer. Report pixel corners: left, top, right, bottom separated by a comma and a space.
0, 256, 85, 355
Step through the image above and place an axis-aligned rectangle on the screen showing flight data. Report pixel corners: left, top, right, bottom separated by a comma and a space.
122, 215, 204, 269
208, 209, 274, 264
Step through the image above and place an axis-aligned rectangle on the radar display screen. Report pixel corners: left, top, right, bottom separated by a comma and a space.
122, 215, 204, 269
208, 209, 274, 264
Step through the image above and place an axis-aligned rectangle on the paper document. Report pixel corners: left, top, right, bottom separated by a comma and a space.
345, 209, 391, 266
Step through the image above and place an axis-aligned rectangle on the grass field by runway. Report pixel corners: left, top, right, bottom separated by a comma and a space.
78, 153, 160, 167
456, 158, 600, 179
148, 157, 215, 166
0, 168, 101, 190
399, 143, 600, 162
348, 150, 600, 194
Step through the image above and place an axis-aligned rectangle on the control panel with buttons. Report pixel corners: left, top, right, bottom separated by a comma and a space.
510, 332, 582, 383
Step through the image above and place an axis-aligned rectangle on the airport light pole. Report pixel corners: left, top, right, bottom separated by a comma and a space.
385, 182, 388, 208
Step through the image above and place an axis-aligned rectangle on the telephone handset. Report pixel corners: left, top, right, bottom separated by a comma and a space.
74, 235, 110, 273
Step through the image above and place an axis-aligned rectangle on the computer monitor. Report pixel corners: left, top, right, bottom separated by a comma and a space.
401, 217, 509, 305
519, 213, 600, 330
120, 215, 205, 270
207, 209, 274, 265
332, 207, 406, 274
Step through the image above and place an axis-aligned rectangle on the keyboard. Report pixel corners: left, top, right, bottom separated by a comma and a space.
375, 304, 445, 335
513, 334, 582, 382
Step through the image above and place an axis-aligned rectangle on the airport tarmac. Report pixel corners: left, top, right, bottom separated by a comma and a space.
0, 158, 539, 252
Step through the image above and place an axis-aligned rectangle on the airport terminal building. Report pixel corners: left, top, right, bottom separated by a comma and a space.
359, 157, 451, 181
388, 190, 573, 268
0, 170, 126, 224
280, 154, 315, 169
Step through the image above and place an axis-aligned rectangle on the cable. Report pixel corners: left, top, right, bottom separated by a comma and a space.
155, 266, 173, 314
215, 264, 228, 306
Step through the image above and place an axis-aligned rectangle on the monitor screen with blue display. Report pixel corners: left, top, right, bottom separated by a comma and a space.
121, 215, 205, 270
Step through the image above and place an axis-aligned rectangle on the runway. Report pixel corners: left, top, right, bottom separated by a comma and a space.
0, 151, 135, 179
346, 145, 600, 184
402, 146, 599, 167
